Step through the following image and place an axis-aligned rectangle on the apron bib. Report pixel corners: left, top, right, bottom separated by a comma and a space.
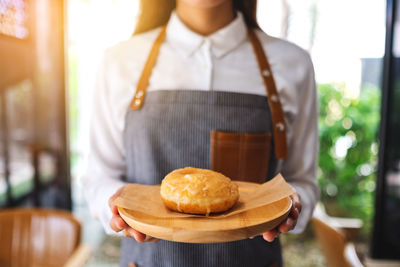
120, 24, 288, 267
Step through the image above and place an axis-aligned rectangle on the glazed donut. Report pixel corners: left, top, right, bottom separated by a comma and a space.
160, 167, 239, 215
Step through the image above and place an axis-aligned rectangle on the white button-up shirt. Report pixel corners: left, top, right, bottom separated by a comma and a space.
82, 11, 319, 235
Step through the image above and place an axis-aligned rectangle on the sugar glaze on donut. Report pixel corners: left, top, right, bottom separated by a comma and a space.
160, 167, 239, 215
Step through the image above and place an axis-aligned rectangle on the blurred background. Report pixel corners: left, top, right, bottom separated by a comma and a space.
1, 0, 400, 266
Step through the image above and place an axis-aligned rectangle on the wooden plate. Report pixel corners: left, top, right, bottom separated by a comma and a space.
118, 181, 292, 243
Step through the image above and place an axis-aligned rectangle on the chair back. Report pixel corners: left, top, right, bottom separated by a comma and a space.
0, 208, 81, 267
312, 216, 351, 267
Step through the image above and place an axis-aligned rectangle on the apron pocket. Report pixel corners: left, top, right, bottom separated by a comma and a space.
210, 130, 272, 183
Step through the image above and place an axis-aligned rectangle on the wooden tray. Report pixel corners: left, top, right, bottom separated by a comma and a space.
118, 181, 292, 243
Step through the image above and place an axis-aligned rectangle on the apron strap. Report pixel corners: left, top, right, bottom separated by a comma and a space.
130, 24, 168, 109
130, 25, 288, 159
247, 29, 288, 159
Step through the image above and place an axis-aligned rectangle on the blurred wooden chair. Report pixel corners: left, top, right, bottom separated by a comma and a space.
0, 208, 91, 267
312, 203, 364, 267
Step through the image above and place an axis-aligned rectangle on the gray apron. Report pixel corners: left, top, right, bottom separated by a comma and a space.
120, 25, 289, 267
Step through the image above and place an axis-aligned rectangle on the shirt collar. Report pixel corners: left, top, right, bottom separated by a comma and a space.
166, 11, 248, 59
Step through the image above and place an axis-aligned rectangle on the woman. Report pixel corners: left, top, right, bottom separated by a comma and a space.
83, 0, 319, 266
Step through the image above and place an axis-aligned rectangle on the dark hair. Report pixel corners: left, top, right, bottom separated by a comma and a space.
134, 0, 259, 34
233, 0, 259, 29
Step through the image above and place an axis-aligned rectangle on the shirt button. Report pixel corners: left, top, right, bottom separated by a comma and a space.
276, 122, 285, 131
262, 69, 270, 77
134, 99, 141, 106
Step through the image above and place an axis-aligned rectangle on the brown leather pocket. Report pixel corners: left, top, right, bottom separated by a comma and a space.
210, 130, 272, 183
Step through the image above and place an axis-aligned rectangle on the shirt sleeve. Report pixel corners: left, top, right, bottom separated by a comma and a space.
80, 52, 127, 236
282, 54, 320, 234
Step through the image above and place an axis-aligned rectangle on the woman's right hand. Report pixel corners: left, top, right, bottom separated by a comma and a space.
109, 186, 159, 242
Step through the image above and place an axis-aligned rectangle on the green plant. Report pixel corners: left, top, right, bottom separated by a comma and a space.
318, 83, 380, 238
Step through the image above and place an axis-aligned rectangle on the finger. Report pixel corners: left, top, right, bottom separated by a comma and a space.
122, 227, 147, 242
291, 193, 302, 212
263, 230, 279, 242
290, 206, 299, 220
122, 229, 130, 237
109, 187, 124, 215
278, 217, 296, 233
128, 228, 147, 242
110, 204, 119, 216
110, 214, 129, 232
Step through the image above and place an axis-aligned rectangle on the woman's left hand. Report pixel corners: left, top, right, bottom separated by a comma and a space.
252, 189, 302, 242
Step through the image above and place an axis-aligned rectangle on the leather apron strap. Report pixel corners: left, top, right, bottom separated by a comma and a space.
247, 29, 288, 159
129, 25, 288, 159
130, 24, 168, 109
